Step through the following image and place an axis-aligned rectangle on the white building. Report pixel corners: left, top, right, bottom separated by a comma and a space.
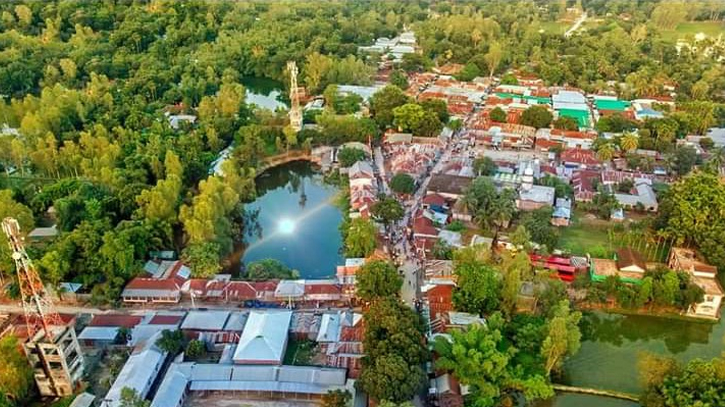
104, 333, 167, 407
232, 311, 292, 365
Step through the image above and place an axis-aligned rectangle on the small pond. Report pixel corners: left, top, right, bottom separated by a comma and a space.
537, 310, 725, 406
241, 76, 288, 111
235, 160, 344, 278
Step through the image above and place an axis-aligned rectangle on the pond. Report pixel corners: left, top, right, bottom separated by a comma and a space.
235, 160, 344, 279
537, 310, 725, 407
241, 76, 288, 111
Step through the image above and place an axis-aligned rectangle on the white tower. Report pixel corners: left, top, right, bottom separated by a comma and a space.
287, 61, 302, 132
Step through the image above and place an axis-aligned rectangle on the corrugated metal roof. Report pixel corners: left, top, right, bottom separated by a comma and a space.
223, 312, 248, 332
181, 310, 230, 331
233, 311, 292, 364
78, 326, 119, 341
150, 364, 192, 407
104, 333, 166, 407
69, 393, 95, 407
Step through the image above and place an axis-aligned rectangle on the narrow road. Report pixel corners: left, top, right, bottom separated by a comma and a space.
391, 131, 461, 307
564, 12, 587, 38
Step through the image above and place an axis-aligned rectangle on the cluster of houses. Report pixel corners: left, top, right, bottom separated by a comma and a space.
120, 259, 354, 307
410, 73, 489, 118
588, 247, 723, 319
90, 308, 365, 407
347, 160, 378, 219
358, 30, 416, 62
383, 131, 443, 183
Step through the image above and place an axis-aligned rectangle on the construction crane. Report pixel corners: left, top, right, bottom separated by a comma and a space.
2, 217, 63, 340
287, 60, 303, 132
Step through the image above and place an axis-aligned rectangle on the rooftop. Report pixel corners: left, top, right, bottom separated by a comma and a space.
519, 185, 555, 204
232, 311, 293, 364
616, 247, 647, 271
181, 310, 231, 331
427, 174, 472, 196
89, 314, 143, 328
104, 333, 166, 407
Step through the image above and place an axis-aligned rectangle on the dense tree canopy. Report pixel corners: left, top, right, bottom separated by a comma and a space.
639, 353, 725, 407
355, 260, 402, 302
389, 173, 415, 195
0, 336, 33, 405
657, 172, 725, 271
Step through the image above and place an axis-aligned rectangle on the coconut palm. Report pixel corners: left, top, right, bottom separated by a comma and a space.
596, 142, 615, 162
705, 147, 725, 174
620, 132, 639, 153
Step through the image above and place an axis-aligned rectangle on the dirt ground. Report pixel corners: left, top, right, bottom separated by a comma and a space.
185, 393, 322, 407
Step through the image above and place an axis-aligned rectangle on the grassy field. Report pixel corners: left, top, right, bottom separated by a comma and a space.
660, 21, 725, 41
558, 213, 613, 257
558, 211, 670, 262
539, 21, 568, 35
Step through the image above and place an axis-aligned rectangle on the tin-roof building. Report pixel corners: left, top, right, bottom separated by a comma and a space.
232, 311, 293, 365
104, 332, 167, 407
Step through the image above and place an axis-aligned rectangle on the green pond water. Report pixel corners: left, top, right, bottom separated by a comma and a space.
241, 76, 287, 111
536, 310, 725, 407
237, 161, 344, 279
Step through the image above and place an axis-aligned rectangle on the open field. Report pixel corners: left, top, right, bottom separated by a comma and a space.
558, 213, 613, 257
538, 20, 568, 35
660, 21, 725, 41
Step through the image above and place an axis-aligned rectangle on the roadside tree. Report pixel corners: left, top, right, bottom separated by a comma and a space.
355, 260, 402, 302
389, 173, 415, 195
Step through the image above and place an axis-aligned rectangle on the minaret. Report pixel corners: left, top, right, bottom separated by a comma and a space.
521, 164, 534, 192
287, 61, 302, 132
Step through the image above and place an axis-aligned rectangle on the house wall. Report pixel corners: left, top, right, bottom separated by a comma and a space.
689, 295, 722, 319
516, 200, 548, 211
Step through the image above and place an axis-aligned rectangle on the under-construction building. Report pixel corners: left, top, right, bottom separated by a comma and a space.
24, 323, 84, 396
2, 217, 85, 397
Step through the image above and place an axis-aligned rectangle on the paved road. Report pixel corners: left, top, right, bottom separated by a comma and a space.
373, 146, 390, 195
564, 12, 587, 38
390, 131, 463, 307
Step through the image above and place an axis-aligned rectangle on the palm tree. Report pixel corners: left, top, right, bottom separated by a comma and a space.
620, 132, 639, 153
706, 147, 725, 174
596, 142, 615, 162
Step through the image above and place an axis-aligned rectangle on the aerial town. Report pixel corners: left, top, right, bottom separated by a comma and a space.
1, 2, 725, 407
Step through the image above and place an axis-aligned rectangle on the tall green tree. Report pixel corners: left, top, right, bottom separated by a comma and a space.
120, 387, 150, 407
452, 254, 501, 316
520, 106, 553, 129
540, 300, 582, 376
389, 173, 415, 195
0, 335, 33, 404
370, 86, 410, 130
344, 218, 377, 258
355, 260, 402, 302
371, 197, 404, 231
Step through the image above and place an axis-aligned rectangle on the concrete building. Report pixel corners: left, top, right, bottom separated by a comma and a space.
517, 166, 555, 211
668, 247, 723, 319
24, 325, 85, 397
121, 261, 190, 303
